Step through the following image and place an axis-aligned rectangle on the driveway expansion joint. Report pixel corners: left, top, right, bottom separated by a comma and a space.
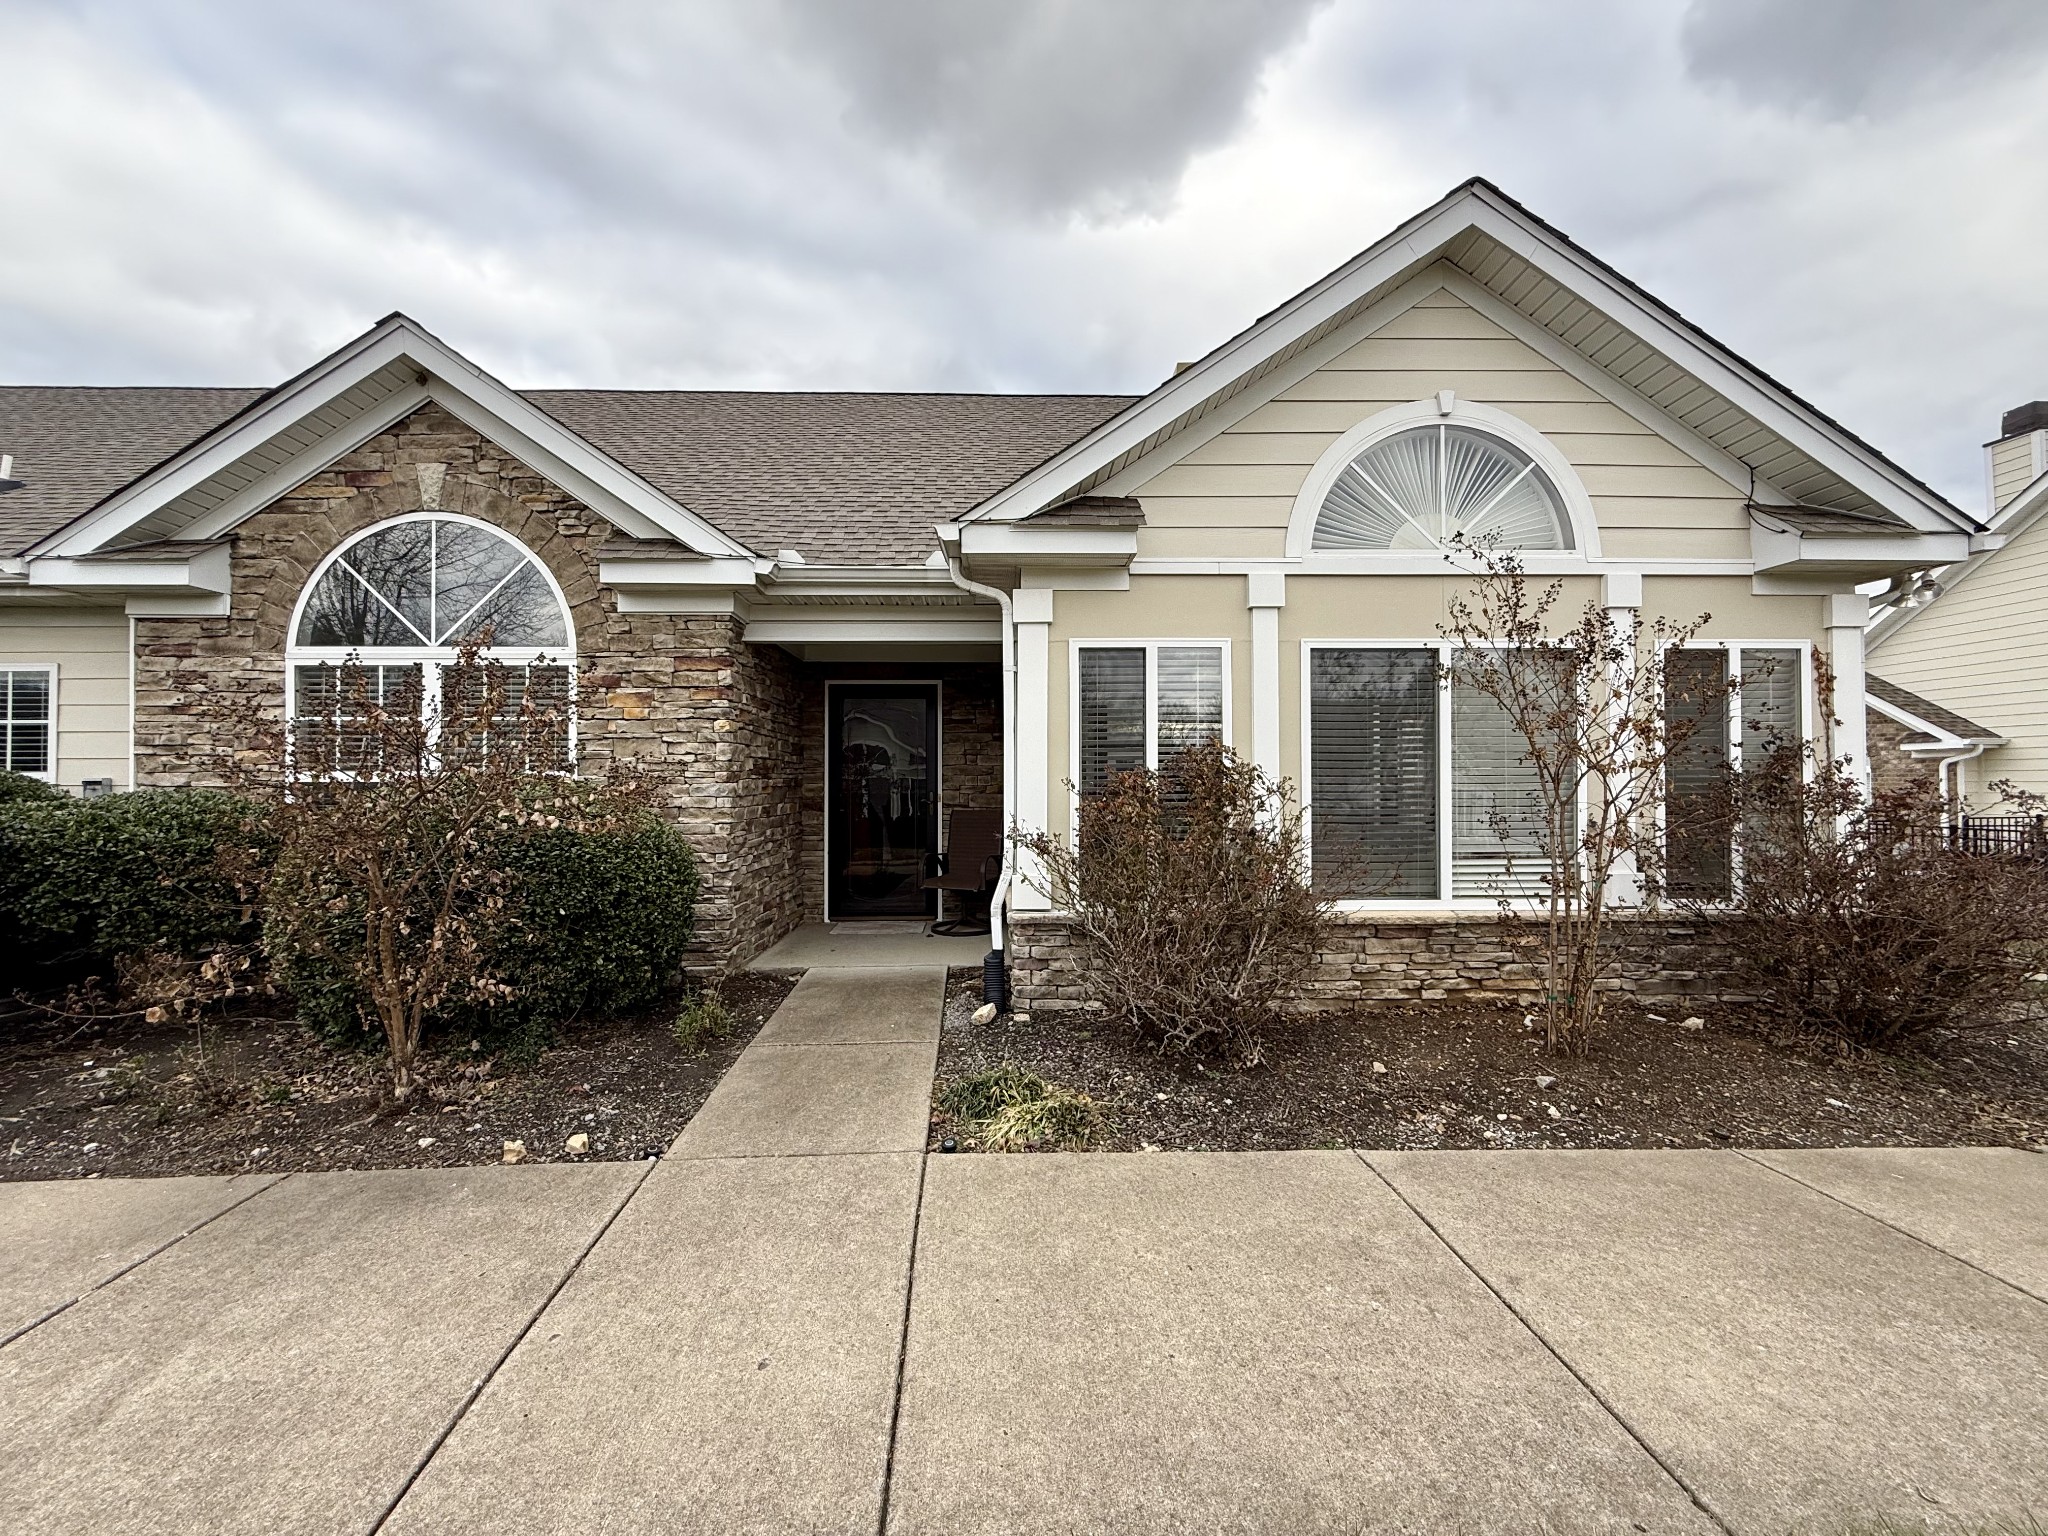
1734, 1148, 2048, 1307
1355, 1150, 1738, 1536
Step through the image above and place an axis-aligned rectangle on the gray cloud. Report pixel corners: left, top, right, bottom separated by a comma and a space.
1680, 0, 2048, 119
2, 0, 2045, 512
752, 0, 1331, 218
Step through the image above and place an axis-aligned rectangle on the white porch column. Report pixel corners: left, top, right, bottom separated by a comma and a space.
1826, 591, 1871, 794
1246, 570, 1286, 782
1010, 586, 1054, 912
1602, 572, 1643, 907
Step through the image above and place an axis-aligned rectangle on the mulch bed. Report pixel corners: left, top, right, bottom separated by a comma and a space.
931, 975, 2048, 1153
1, 971, 798, 1181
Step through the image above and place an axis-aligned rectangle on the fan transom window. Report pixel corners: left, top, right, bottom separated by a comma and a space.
286, 514, 575, 773
1312, 424, 1573, 552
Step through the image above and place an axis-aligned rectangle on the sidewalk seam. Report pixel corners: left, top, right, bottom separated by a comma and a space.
366, 1157, 658, 1535
873, 1150, 931, 1536
0, 1171, 290, 1351
1355, 1151, 1736, 1536
1734, 1150, 2048, 1307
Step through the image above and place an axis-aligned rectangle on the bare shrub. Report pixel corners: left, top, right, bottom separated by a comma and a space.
936, 1063, 1105, 1151
1017, 739, 1330, 1065
1697, 753, 2048, 1049
1442, 543, 1724, 1054
219, 641, 656, 1100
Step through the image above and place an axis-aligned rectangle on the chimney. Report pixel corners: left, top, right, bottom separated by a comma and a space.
1987, 402, 2048, 515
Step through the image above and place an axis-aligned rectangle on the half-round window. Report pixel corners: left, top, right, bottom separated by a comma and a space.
287, 514, 574, 772
1311, 424, 1573, 552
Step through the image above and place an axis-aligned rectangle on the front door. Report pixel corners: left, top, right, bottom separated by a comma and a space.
828, 684, 939, 920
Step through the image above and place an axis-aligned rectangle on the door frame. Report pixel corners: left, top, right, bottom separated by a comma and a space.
823, 679, 944, 923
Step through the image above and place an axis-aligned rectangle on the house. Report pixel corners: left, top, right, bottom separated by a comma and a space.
0, 180, 1979, 1003
1865, 402, 2048, 805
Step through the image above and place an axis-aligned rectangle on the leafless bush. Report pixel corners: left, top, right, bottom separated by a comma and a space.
1018, 740, 1331, 1065
1698, 753, 2048, 1049
216, 640, 653, 1100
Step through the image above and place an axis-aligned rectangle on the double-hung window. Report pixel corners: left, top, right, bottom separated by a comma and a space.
1074, 642, 1227, 798
0, 665, 55, 781
1306, 643, 1551, 902
1663, 644, 1805, 899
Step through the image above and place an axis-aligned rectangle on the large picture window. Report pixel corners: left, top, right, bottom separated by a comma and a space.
286, 514, 575, 773
1306, 644, 1550, 902
1073, 642, 1226, 799
0, 665, 55, 780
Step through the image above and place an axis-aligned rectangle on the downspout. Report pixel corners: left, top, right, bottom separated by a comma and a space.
1935, 740, 1986, 819
942, 548, 1014, 956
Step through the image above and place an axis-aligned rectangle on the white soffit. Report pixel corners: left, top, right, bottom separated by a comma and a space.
965, 180, 1972, 537
32, 315, 752, 560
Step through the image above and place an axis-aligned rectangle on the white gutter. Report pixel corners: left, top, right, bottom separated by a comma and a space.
1935, 740, 1987, 815
940, 543, 1014, 954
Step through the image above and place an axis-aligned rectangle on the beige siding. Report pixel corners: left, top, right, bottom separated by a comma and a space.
0, 605, 131, 789
1043, 574, 1825, 832
1989, 433, 2040, 513
1127, 280, 1751, 561
1871, 509, 2048, 795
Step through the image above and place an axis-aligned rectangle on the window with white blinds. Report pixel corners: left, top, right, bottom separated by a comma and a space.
1308, 644, 1561, 903
1, 666, 55, 780
1075, 642, 1226, 798
1663, 645, 1805, 899
1310, 648, 1439, 897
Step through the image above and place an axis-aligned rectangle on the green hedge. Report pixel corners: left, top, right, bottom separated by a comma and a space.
274, 809, 700, 1058
0, 788, 262, 982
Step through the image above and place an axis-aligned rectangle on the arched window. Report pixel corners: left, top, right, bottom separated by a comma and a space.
286, 514, 575, 771
1311, 423, 1573, 552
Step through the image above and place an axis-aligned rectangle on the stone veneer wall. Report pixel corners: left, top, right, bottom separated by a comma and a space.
798, 663, 1002, 921
1004, 911, 1746, 1012
1865, 707, 1944, 798
131, 402, 807, 966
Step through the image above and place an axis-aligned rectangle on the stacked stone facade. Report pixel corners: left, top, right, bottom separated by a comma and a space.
1005, 910, 1747, 1012
131, 402, 811, 966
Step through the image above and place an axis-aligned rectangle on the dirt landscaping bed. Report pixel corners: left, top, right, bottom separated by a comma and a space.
931, 976, 2048, 1154
1, 971, 798, 1181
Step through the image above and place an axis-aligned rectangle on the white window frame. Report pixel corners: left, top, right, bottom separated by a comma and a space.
284, 512, 578, 774
0, 662, 57, 782
1067, 638, 1234, 803
1656, 638, 1815, 898
1284, 397, 1602, 561
1300, 639, 1590, 911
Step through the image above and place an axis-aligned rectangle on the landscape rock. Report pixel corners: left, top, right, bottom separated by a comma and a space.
501, 1140, 527, 1164
1371, 1061, 1388, 1075
1679, 1016, 1705, 1031
971, 1003, 998, 1026
1535, 1074, 1558, 1090
565, 1133, 590, 1156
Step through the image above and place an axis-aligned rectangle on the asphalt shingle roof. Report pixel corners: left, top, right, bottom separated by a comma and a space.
0, 385, 1135, 563
1866, 673, 2004, 745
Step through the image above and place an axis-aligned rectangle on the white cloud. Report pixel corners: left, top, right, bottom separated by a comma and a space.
2, 0, 2045, 509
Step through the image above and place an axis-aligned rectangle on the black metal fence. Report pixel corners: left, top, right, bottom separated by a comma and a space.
1946, 814, 2048, 857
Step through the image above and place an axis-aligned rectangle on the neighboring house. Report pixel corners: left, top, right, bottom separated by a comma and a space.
0, 180, 1979, 997
1867, 402, 2048, 803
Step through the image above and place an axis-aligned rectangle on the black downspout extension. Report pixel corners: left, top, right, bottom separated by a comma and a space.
981, 949, 1009, 1012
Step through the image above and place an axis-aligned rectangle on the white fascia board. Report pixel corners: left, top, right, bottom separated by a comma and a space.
743, 616, 1001, 644
957, 522, 1137, 565
29, 542, 231, 595
963, 181, 1969, 535
598, 555, 765, 589
761, 564, 965, 600
38, 317, 751, 560
1450, 197, 1970, 535
1751, 524, 1968, 575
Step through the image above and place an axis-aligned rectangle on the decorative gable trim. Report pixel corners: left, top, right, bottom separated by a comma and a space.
28, 315, 753, 560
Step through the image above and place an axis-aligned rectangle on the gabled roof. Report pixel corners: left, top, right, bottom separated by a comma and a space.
0, 373, 1131, 565
1868, 464, 2048, 649
21, 315, 761, 560
965, 178, 1975, 537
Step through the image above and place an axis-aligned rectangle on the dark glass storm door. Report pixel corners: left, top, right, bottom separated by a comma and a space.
828, 684, 939, 919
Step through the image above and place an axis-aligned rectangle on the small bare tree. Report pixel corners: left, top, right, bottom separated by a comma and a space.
1442, 545, 1724, 1054
1017, 741, 1331, 1065
216, 639, 641, 1100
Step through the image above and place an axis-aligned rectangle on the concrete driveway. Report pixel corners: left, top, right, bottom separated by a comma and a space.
2, 1146, 2044, 1535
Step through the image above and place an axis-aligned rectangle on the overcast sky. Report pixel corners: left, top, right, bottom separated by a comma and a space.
3, 0, 2045, 511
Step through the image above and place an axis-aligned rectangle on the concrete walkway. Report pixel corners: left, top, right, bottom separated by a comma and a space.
2, 970, 2044, 1535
